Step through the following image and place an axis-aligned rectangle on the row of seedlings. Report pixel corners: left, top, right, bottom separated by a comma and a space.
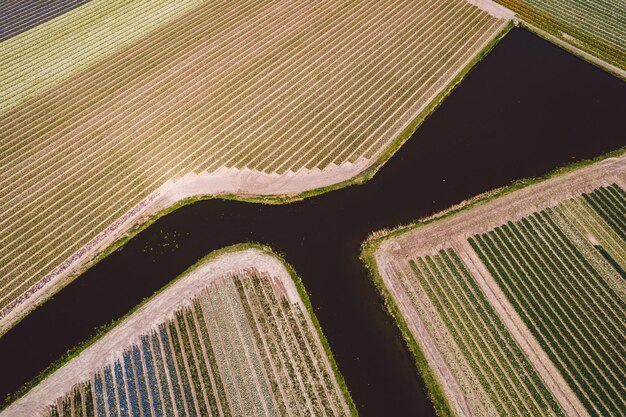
397, 248, 564, 416
469, 207, 626, 417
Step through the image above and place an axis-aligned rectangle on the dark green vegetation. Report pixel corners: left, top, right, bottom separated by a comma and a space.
469, 184, 626, 417
404, 249, 565, 416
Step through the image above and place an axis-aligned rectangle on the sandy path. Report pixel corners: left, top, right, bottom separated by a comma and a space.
0, 158, 368, 335
466, 0, 515, 19
1, 248, 302, 416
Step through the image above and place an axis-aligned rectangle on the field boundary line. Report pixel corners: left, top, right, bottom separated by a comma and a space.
518, 21, 626, 80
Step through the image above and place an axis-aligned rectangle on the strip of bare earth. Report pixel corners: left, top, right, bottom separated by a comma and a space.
362, 151, 625, 417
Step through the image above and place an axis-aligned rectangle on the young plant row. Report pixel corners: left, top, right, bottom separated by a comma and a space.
557, 195, 626, 272
42, 269, 350, 416
582, 184, 626, 242
0, 0, 93, 42
469, 203, 626, 417
397, 249, 563, 416
0, 0, 207, 112
494, 0, 625, 69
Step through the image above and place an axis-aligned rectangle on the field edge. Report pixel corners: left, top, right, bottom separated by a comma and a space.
363, 146, 626, 249
359, 246, 457, 417
518, 21, 626, 81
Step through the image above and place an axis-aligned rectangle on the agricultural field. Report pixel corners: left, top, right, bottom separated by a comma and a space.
494, 0, 626, 73
0, 0, 93, 42
0, 0, 511, 333
2, 248, 355, 416
366, 155, 625, 416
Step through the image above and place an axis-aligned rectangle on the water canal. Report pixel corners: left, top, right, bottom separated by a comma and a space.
2, 28, 625, 416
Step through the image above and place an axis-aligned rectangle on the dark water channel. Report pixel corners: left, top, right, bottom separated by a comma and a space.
2, 28, 625, 416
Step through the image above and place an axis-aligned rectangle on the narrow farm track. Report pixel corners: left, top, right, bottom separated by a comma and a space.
493, 0, 626, 72
372, 155, 625, 417
2, 249, 353, 417
0, 0, 509, 331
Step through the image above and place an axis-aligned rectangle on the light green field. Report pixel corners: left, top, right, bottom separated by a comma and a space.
494, 0, 626, 73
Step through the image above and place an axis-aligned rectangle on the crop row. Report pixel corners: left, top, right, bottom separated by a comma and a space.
494, 0, 625, 69
557, 192, 626, 272
240, 271, 348, 416
582, 184, 626, 242
550, 202, 626, 299
397, 248, 564, 416
0, 0, 485, 225
0, 0, 206, 111
0, 0, 507, 320
0, 0, 314, 304
0, 0, 398, 304
44, 382, 93, 417
0, 0, 93, 43
42, 270, 349, 416
469, 204, 626, 417
521, 0, 626, 45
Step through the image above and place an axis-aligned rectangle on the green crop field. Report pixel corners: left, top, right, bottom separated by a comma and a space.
399, 249, 565, 416
366, 156, 626, 417
0, 0, 510, 332
470, 184, 626, 417
494, 0, 626, 72
4, 249, 354, 416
